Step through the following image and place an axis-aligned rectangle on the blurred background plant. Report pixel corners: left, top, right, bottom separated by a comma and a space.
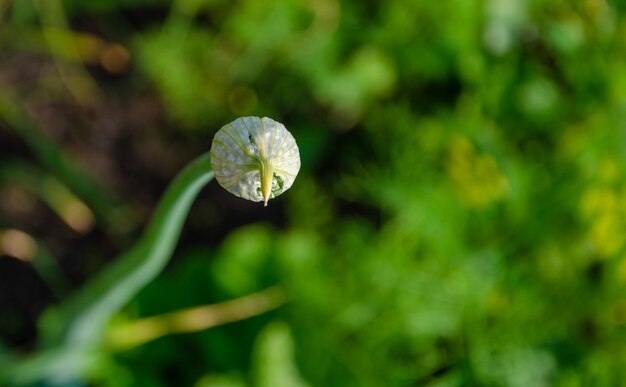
2, 0, 626, 386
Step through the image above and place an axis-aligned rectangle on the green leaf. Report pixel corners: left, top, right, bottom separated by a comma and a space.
252, 322, 309, 387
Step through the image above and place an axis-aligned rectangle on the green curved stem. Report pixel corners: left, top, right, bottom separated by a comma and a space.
1, 152, 214, 384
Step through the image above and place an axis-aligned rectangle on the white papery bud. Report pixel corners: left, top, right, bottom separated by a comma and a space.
210, 117, 300, 206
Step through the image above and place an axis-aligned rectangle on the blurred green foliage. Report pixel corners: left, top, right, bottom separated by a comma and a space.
2, 0, 626, 386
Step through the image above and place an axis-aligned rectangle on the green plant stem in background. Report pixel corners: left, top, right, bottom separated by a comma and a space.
0, 161, 96, 234
0, 152, 214, 384
30, 240, 72, 300
0, 94, 134, 234
108, 286, 286, 351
